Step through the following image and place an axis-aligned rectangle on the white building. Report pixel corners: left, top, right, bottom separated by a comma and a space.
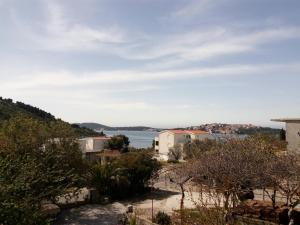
79, 136, 111, 161
155, 130, 211, 160
271, 118, 300, 153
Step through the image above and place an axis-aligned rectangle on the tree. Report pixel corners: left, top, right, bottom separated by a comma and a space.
0, 115, 88, 225
245, 133, 287, 153
105, 135, 130, 153
0, 97, 98, 138
168, 164, 192, 225
188, 137, 278, 222
280, 128, 286, 141
167, 134, 294, 224
0, 114, 49, 154
183, 138, 218, 159
114, 152, 161, 193
270, 153, 300, 208
91, 151, 161, 198
168, 144, 182, 162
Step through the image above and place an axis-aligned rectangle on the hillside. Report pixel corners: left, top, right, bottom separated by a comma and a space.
235, 126, 281, 136
188, 123, 281, 136
76, 122, 158, 131
75, 122, 111, 130
0, 97, 98, 137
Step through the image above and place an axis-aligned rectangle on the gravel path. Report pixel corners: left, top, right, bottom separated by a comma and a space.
55, 202, 127, 225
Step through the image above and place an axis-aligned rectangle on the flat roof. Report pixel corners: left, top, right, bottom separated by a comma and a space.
79, 136, 111, 140
271, 118, 300, 122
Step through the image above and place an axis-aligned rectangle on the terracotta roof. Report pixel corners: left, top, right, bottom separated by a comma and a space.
188, 130, 209, 135
92, 137, 111, 140
162, 130, 209, 135
166, 130, 189, 134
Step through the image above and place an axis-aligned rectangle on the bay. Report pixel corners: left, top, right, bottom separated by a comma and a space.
103, 130, 158, 149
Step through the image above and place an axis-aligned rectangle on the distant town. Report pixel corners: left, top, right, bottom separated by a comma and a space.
77, 122, 281, 135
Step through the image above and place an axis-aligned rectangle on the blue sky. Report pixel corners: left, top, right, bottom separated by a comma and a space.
1, 0, 300, 128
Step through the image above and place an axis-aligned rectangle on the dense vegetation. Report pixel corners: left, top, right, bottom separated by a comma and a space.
0, 115, 89, 225
76, 122, 158, 131
105, 134, 130, 153
0, 99, 161, 224
91, 151, 161, 199
236, 126, 281, 136
0, 97, 98, 137
183, 134, 286, 160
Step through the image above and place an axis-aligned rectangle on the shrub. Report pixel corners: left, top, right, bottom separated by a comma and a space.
105, 135, 130, 153
91, 151, 161, 198
0, 116, 88, 224
129, 214, 137, 225
153, 211, 171, 225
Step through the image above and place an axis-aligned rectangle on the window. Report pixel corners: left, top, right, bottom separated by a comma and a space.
155, 141, 159, 146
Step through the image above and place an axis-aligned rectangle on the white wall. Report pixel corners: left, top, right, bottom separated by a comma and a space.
157, 131, 214, 160
158, 132, 175, 156
158, 132, 191, 159
79, 138, 109, 153
174, 134, 190, 145
93, 139, 107, 151
86, 139, 94, 151
78, 139, 86, 152
286, 122, 300, 152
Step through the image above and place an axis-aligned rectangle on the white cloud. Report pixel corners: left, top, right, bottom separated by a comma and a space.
8, 0, 300, 70
44, 1, 125, 50
2, 63, 300, 91
10, 0, 126, 52
121, 27, 300, 69
172, 0, 220, 19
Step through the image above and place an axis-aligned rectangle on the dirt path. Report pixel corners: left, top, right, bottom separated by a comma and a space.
54, 188, 201, 225
55, 202, 127, 225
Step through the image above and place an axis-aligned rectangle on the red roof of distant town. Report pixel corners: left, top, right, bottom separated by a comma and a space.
92, 136, 111, 140
188, 130, 209, 134
163, 130, 209, 135
166, 130, 189, 134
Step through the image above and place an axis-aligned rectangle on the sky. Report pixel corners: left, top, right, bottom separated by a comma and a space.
1, 0, 300, 128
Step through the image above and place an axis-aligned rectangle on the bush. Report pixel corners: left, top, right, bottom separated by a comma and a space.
153, 211, 171, 225
0, 116, 88, 225
105, 135, 130, 153
129, 214, 137, 225
167, 159, 179, 164
91, 151, 161, 198
172, 208, 226, 225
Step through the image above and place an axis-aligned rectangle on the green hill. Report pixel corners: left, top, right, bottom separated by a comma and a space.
76, 122, 158, 131
236, 126, 281, 136
0, 97, 98, 137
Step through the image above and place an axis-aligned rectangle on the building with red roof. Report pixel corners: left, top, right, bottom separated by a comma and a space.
154, 130, 211, 161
